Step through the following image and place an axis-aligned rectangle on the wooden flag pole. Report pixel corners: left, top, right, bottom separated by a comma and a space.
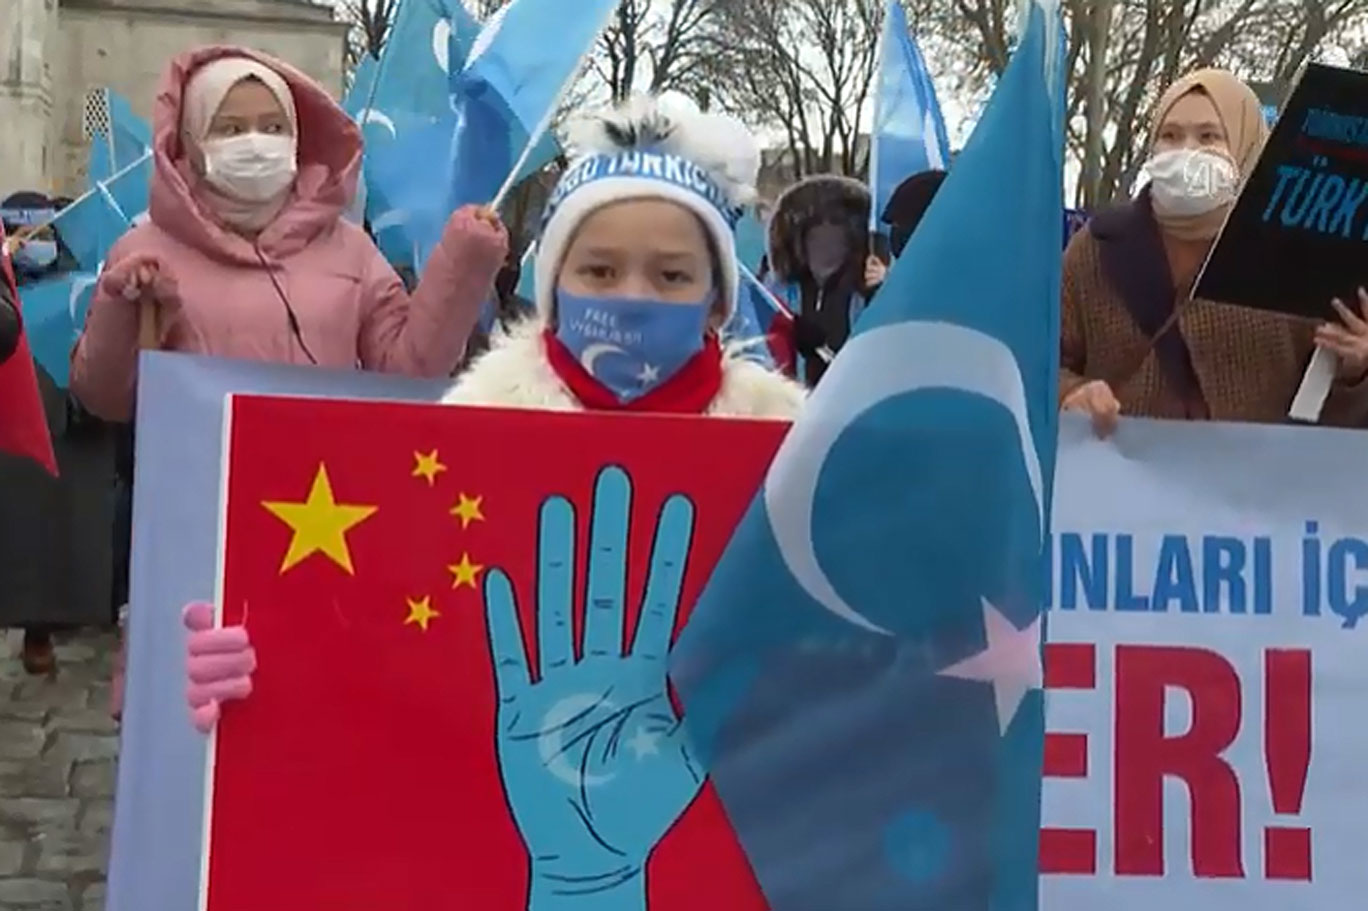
137, 298, 157, 350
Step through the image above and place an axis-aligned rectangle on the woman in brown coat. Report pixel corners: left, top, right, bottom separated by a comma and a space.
1060, 68, 1368, 435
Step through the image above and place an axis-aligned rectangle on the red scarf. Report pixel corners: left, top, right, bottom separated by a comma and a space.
543, 329, 724, 414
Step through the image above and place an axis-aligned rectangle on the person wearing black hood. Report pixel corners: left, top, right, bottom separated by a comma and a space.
881, 169, 947, 258
762, 175, 888, 386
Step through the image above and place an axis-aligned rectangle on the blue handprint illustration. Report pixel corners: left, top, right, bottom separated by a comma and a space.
483, 465, 703, 911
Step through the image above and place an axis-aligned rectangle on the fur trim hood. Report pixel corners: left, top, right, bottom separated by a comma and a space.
442, 319, 805, 420
766, 175, 871, 282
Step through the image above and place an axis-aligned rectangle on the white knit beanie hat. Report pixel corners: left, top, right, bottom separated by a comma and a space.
533, 95, 761, 322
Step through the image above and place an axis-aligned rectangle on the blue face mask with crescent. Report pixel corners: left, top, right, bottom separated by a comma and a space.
555, 289, 711, 402
13, 240, 57, 274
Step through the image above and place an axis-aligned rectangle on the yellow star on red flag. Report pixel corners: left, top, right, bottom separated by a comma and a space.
450, 492, 484, 529
412, 450, 446, 486
404, 596, 440, 632
447, 553, 483, 589
262, 463, 377, 575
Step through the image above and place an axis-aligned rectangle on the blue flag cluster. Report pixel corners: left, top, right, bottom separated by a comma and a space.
344, 0, 487, 270
348, 0, 604, 273
21, 88, 150, 386
670, 2, 1065, 908
446, 0, 618, 212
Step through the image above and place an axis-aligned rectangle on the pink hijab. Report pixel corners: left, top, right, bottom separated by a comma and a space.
180, 56, 299, 232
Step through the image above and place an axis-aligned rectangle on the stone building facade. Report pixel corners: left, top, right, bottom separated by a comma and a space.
0, 0, 348, 198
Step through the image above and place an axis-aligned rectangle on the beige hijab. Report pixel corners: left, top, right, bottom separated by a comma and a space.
1148, 68, 1269, 241
180, 57, 299, 232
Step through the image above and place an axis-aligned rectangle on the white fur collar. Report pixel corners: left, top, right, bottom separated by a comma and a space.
442, 319, 804, 420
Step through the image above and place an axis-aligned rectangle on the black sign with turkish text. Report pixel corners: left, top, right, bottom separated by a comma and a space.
1195, 63, 1368, 321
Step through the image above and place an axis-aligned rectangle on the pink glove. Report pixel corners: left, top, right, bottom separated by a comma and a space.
183, 602, 256, 734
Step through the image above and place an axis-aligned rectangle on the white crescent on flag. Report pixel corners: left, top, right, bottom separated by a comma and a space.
923, 108, 944, 170
763, 321, 1045, 634
358, 108, 397, 138
431, 19, 451, 72
69, 272, 98, 322
465, 4, 509, 70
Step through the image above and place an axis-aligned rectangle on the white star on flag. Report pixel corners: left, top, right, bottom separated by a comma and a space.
627, 728, 660, 759
936, 599, 1042, 735
636, 363, 660, 384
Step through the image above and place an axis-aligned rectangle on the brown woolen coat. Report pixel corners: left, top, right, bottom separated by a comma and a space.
1060, 195, 1368, 427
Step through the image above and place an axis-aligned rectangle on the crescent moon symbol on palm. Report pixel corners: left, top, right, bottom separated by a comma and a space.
536, 694, 616, 788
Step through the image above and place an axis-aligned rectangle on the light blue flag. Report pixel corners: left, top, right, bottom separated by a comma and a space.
349, 0, 477, 268
722, 268, 786, 369
49, 90, 152, 274
343, 0, 480, 127
52, 151, 150, 272
446, 0, 616, 211
670, 2, 1065, 907
343, 54, 379, 119
88, 89, 152, 184
870, 0, 952, 231
355, 0, 561, 271
16, 273, 98, 387
734, 208, 768, 273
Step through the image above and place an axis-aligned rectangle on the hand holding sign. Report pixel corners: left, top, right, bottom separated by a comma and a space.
1062, 379, 1122, 438
483, 466, 703, 910
1314, 287, 1368, 380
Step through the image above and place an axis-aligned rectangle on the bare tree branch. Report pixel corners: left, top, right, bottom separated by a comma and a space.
341, 0, 1368, 207
338, 0, 401, 73
702, 0, 881, 181
906, 0, 1368, 205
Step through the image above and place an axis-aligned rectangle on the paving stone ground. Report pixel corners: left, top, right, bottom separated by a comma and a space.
0, 629, 118, 911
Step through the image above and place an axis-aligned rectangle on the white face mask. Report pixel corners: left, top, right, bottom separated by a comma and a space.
202, 133, 297, 203
1143, 147, 1238, 217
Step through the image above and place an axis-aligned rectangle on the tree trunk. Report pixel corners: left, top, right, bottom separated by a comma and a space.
1079, 0, 1113, 208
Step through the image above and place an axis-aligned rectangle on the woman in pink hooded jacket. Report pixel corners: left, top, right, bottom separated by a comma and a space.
76, 47, 507, 717
70, 46, 508, 420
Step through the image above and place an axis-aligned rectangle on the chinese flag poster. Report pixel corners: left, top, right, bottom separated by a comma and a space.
203, 394, 786, 910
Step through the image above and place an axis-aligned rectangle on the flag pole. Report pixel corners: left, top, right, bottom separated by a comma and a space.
102, 88, 118, 177
739, 264, 787, 317
486, 1, 620, 211
738, 264, 832, 365
355, 0, 408, 135
3, 148, 152, 252
867, 0, 890, 234
138, 299, 158, 350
